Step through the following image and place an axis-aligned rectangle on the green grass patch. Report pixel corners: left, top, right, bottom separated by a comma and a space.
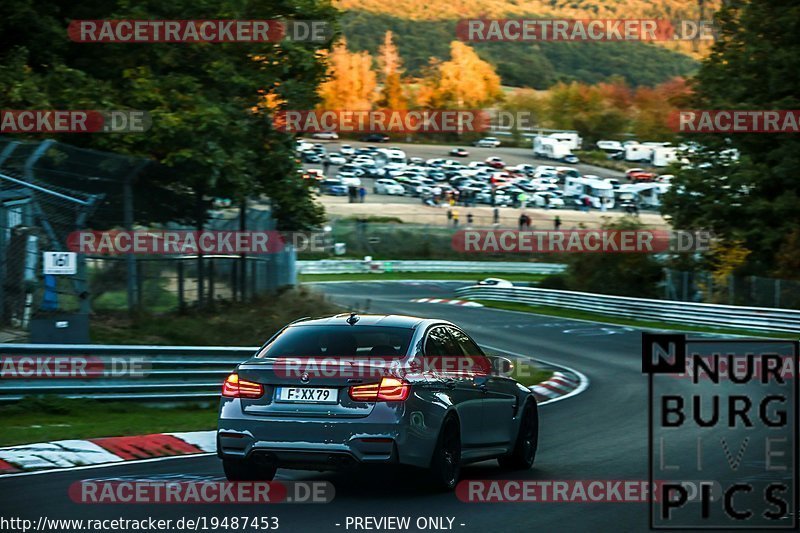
299, 272, 546, 283
0, 398, 217, 447
473, 299, 797, 339
508, 362, 553, 388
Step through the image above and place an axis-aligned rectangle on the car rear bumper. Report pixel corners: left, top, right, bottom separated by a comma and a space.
217, 399, 438, 469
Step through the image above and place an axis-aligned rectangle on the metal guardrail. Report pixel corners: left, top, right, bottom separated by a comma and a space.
297, 260, 567, 275
0, 344, 258, 402
455, 286, 800, 334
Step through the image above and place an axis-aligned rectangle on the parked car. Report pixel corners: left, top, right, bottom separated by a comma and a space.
476, 189, 514, 206
449, 147, 469, 157
486, 156, 506, 169
217, 314, 539, 489
563, 154, 580, 164
361, 133, 390, 143
336, 172, 361, 187
627, 170, 657, 182
319, 179, 347, 196
311, 131, 339, 140
477, 278, 514, 288
326, 152, 347, 165
473, 137, 501, 148
531, 191, 565, 208
373, 178, 405, 195
506, 164, 536, 176
340, 144, 355, 156
355, 163, 385, 178
302, 152, 322, 164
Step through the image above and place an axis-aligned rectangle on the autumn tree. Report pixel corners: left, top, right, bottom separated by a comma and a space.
418, 42, 502, 109
318, 38, 378, 111
376, 31, 407, 109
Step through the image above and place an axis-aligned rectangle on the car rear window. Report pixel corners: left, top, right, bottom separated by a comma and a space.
256, 325, 414, 358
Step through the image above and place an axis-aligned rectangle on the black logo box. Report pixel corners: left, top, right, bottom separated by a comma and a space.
644, 334, 799, 530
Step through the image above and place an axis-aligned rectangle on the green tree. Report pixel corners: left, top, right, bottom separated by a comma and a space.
560, 218, 663, 298
0, 0, 336, 230
661, 0, 800, 273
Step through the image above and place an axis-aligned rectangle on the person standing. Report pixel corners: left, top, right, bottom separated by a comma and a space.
452, 208, 460, 227
554, 215, 562, 230
322, 158, 330, 176
493, 207, 500, 226
358, 186, 366, 203
466, 212, 473, 226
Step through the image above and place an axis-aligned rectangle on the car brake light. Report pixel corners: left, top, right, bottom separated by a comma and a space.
222, 373, 264, 399
349, 377, 410, 402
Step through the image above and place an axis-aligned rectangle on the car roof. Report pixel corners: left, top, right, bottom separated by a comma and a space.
289, 314, 433, 329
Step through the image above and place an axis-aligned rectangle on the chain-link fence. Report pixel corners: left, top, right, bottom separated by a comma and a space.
0, 137, 296, 326
87, 253, 296, 312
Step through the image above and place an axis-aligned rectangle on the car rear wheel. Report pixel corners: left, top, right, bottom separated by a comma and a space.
429, 416, 461, 490
222, 457, 277, 481
498, 401, 538, 470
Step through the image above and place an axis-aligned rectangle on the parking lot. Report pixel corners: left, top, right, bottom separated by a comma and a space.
301, 139, 668, 229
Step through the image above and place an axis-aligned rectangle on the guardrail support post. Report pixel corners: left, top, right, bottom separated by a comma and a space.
177, 260, 185, 312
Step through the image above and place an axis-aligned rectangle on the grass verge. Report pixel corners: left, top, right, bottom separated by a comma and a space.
0, 398, 217, 447
473, 299, 796, 339
299, 272, 545, 283
509, 362, 554, 388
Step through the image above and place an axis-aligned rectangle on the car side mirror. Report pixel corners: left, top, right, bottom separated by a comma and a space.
488, 356, 514, 376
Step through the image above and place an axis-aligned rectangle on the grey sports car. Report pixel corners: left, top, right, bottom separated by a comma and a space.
216, 313, 539, 489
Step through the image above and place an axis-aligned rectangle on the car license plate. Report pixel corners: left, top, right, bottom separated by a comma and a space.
275, 387, 338, 404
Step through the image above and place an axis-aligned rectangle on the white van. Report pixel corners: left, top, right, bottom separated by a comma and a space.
548, 132, 582, 150
624, 143, 658, 162
616, 183, 670, 208
651, 146, 680, 167
533, 136, 572, 160
564, 176, 615, 208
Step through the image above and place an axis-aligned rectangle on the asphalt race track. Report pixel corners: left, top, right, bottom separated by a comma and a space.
0, 281, 794, 532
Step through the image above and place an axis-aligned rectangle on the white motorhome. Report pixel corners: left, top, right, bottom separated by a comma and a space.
563, 176, 615, 208
651, 146, 678, 167
533, 136, 573, 160
625, 143, 656, 162
547, 132, 583, 150
617, 183, 670, 208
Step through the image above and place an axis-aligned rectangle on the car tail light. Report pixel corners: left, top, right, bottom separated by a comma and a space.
222, 373, 264, 399
349, 377, 410, 402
